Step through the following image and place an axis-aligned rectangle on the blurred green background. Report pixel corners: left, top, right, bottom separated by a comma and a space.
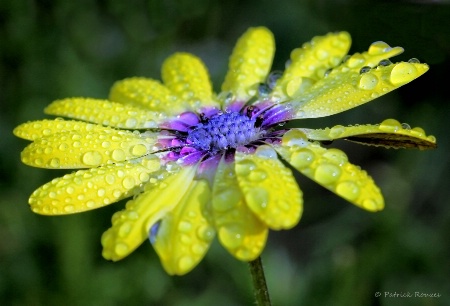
1, 0, 449, 305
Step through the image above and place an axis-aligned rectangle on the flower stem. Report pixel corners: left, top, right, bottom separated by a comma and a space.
248, 256, 272, 306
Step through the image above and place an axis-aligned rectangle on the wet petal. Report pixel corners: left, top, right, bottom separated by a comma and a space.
20, 129, 157, 169
221, 27, 274, 104
161, 52, 219, 111
235, 145, 302, 230
292, 61, 429, 119
153, 179, 214, 275
272, 31, 351, 99
13, 119, 109, 141
45, 98, 166, 129
101, 165, 196, 261
277, 129, 384, 211
109, 77, 184, 115
302, 119, 437, 150
212, 157, 268, 261
29, 156, 162, 215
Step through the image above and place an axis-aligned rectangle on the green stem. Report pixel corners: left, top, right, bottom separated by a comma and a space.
248, 256, 272, 306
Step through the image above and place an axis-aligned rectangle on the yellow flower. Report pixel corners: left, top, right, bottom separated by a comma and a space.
14, 27, 436, 275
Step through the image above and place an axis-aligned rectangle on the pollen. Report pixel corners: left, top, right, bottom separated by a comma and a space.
187, 112, 262, 153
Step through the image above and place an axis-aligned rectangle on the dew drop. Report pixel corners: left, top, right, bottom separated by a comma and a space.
257, 83, 271, 96
411, 127, 425, 137
401, 123, 411, 130
131, 144, 147, 156
82, 151, 103, 166
178, 256, 194, 272
379, 119, 402, 132
329, 125, 345, 138
118, 222, 132, 237
323, 149, 348, 166
86, 201, 96, 208
347, 54, 365, 68
122, 176, 136, 189
336, 181, 360, 201
358, 73, 378, 90
359, 66, 372, 74
178, 220, 192, 233
196, 225, 214, 242
282, 129, 308, 147
284, 78, 302, 98
267, 70, 283, 89
97, 188, 106, 197
248, 169, 267, 182
66, 186, 75, 194
212, 193, 236, 212
101, 141, 111, 148
390, 62, 418, 85
290, 149, 315, 169
64, 205, 75, 213
245, 187, 269, 212
408, 58, 420, 64
378, 59, 392, 67
219, 226, 244, 249
105, 174, 115, 185
114, 243, 129, 257
362, 198, 380, 211
314, 163, 342, 185
58, 143, 68, 151
368, 41, 391, 55
112, 149, 126, 162
49, 158, 60, 168
125, 118, 138, 128
235, 160, 256, 176
255, 145, 277, 159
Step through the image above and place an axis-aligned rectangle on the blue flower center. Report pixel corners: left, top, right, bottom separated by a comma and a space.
187, 112, 262, 153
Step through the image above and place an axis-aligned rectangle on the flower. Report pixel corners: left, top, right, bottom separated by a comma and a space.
14, 27, 436, 275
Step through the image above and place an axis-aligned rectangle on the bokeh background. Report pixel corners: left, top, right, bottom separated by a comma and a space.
1, 0, 449, 305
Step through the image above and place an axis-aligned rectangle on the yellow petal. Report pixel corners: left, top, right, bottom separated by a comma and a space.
272, 31, 351, 99
153, 179, 214, 275
302, 119, 437, 150
101, 165, 196, 262
13, 119, 109, 141
277, 129, 384, 211
109, 77, 184, 115
221, 27, 275, 103
20, 129, 157, 169
235, 145, 302, 230
293, 62, 429, 119
29, 156, 161, 215
45, 98, 166, 129
212, 157, 268, 261
161, 53, 218, 111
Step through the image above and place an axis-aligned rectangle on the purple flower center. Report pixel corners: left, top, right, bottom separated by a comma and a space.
187, 112, 262, 153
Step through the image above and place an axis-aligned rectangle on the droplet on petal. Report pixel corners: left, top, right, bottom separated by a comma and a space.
379, 118, 402, 133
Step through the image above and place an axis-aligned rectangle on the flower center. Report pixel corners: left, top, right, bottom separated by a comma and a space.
187, 111, 262, 153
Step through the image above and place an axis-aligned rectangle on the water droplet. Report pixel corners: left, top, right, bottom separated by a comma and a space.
86, 201, 96, 208
105, 174, 115, 185
122, 176, 136, 189
125, 118, 138, 128
235, 160, 256, 176
82, 151, 103, 166
427, 135, 436, 143
290, 148, 314, 169
178, 221, 192, 233
390, 62, 418, 85
401, 123, 411, 130
114, 243, 129, 257
255, 145, 277, 159
131, 144, 147, 156
196, 225, 214, 242
359, 66, 372, 74
139, 172, 150, 183
378, 59, 392, 67
58, 143, 68, 151
257, 83, 271, 96
178, 256, 194, 272
411, 127, 425, 137
101, 141, 111, 148
358, 73, 379, 90
118, 222, 132, 237
191, 244, 206, 255
347, 54, 365, 68
267, 70, 283, 89
248, 169, 267, 182
282, 129, 308, 147
336, 181, 360, 201
66, 186, 74, 194
64, 205, 75, 213
362, 198, 379, 211
97, 188, 106, 197
323, 149, 348, 166
315, 49, 329, 60
314, 163, 342, 185
219, 226, 243, 249
368, 41, 391, 55
213, 193, 236, 212
245, 187, 269, 212
284, 78, 302, 98
112, 149, 126, 162
329, 125, 345, 138
49, 158, 60, 168
380, 119, 402, 132
323, 68, 332, 77
408, 58, 420, 64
